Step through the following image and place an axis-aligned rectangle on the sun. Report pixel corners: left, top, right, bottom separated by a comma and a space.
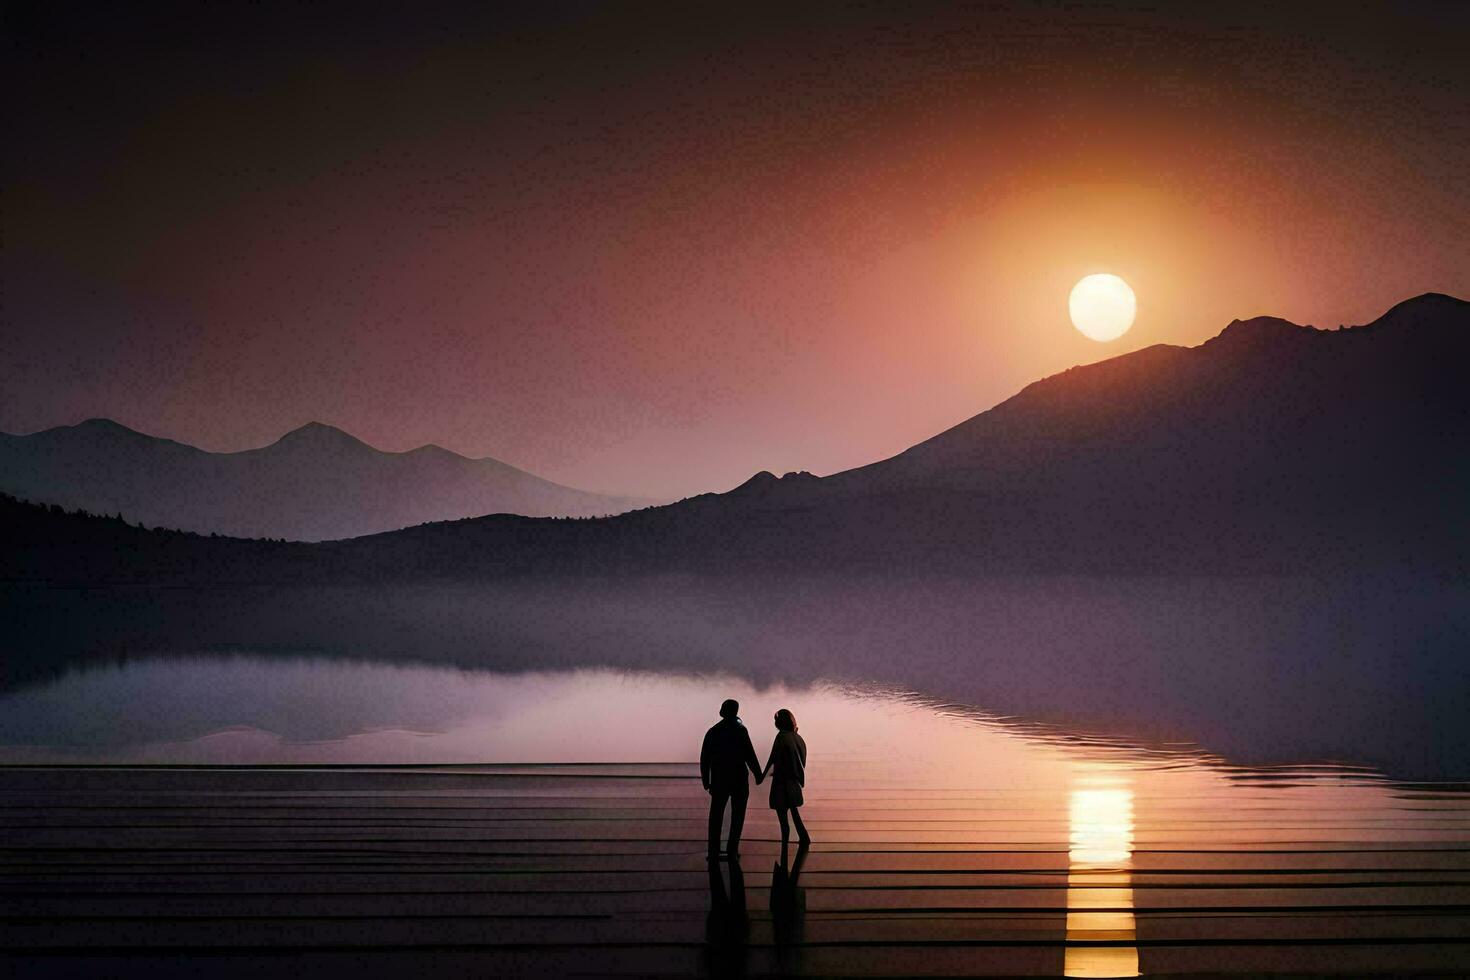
1069, 274, 1136, 342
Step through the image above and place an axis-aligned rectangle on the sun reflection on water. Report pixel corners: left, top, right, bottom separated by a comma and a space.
1065, 766, 1141, 978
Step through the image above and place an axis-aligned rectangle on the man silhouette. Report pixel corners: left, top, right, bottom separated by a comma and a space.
700, 699, 762, 861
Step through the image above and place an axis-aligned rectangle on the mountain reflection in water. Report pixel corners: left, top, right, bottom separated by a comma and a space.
0, 654, 1456, 810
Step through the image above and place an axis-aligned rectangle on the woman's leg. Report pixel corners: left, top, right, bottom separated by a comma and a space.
776, 808, 790, 845
791, 806, 811, 844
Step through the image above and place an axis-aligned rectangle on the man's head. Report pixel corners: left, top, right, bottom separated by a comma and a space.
719, 699, 739, 720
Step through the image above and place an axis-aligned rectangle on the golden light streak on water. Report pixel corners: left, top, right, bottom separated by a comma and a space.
1064, 767, 1140, 977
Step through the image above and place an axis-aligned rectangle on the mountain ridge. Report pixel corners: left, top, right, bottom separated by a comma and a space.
2, 292, 1465, 574
0, 418, 660, 540
45, 418, 540, 469
811, 291, 1467, 495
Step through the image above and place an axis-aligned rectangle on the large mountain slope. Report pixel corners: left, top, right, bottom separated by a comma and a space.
0, 420, 654, 540
797, 290, 1470, 570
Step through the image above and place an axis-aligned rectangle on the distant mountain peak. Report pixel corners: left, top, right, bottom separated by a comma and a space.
271, 422, 370, 451
1206, 315, 1311, 351
280, 421, 349, 438
65, 418, 158, 440
43, 418, 184, 447
75, 417, 134, 432
725, 470, 819, 497
405, 442, 463, 459
728, 471, 779, 495
1372, 291, 1468, 328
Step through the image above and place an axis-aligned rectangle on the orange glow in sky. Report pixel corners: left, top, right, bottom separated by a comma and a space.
4, 5, 1465, 497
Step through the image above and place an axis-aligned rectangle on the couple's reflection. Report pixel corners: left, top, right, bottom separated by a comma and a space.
704, 857, 746, 976
703, 843, 809, 976
770, 842, 809, 972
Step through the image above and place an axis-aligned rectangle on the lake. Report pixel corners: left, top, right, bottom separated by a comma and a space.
2, 655, 1467, 975
5, 574, 1466, 780
0, 654, 1249, 767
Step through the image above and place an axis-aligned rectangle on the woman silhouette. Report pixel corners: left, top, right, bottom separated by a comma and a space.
762, 708, 811, 848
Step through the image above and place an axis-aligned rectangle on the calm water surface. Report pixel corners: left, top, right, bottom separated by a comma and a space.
0, 654, 1416, 773
3, 656, 1467, 976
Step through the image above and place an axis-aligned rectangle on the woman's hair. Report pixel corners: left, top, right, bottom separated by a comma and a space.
774, 708, 797, 733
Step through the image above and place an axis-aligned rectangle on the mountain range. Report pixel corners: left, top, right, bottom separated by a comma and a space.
3, 292, 1467, 581
335, 290, 1469, 578
0, 419, 656, 541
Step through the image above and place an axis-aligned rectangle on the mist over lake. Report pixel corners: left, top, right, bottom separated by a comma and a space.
6, 569, 1464, 778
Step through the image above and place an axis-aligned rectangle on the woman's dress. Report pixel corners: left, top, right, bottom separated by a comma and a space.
766, 730, 807, 809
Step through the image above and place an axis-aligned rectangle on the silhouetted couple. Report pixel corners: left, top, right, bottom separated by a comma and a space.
700, 698, 809, 861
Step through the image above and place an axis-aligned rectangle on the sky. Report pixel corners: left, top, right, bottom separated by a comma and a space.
4, 2, 1467, 498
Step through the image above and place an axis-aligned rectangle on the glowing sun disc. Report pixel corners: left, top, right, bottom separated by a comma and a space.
1069, 274, 1136, 342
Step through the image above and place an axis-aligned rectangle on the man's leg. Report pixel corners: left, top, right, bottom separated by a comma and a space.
727, 792, 748, 856
708, 790, 727, 855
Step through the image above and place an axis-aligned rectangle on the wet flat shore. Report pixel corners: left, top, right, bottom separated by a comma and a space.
2, 764, 1468, 977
